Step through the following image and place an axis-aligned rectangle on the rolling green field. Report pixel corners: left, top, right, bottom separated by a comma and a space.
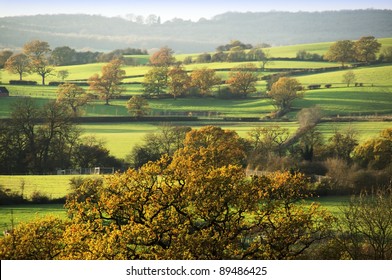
2, 63, 392, 119
297, 64, 392, 86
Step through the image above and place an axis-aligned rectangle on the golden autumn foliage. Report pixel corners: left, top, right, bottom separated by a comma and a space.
0, 217, 67, 260
0, 126, 335, 260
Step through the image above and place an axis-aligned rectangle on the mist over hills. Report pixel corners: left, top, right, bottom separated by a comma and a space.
0, 9, 391, 53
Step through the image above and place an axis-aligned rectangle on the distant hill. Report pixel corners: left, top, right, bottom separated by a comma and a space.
0, 10, 391, 53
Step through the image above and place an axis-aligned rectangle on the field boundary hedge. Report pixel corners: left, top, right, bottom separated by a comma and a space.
73, 116, 199, 123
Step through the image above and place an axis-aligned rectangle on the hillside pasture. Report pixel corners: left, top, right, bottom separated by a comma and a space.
294, 86, 392, 116
297, 64, 392, 86
293, 64, 392, 116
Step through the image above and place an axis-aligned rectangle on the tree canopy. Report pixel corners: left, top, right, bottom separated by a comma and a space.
57, 83, 89, 116
354, 36, 382, 63
149, 46, 175, 66
226, 63, 259, 97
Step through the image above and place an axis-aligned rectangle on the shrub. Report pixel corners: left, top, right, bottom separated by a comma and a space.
30, 191, 50, 204
0, 185, 25, 204
48, 81, 65, 86
297, 161, 328, 176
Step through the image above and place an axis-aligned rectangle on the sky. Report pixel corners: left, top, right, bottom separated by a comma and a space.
1, 0, 391, 21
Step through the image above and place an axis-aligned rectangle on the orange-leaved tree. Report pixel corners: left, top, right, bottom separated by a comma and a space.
190, 68, 222, 96
88, 59, 125, 105
226, 63, 259, 97
167, 65, 191, 99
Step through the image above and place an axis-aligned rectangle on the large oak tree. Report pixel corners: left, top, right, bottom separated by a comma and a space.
325, 40, 356, 67
4, 53, 31, 80
23, 40, 54, 85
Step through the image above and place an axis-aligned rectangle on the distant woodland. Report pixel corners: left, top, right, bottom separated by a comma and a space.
0, 10, 391, 52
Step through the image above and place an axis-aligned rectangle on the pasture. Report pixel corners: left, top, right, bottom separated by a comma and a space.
0, 175, 93, 199
80, 121, 392, 159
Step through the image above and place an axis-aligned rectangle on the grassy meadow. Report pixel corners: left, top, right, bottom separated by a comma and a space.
0, 175, 94, 199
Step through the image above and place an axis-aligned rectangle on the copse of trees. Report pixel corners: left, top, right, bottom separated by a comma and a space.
325, 36, 382, 66
216, 40, 254, 52
184, 47, 271, 66
296, 50, 324, 61
50, 46, 147, 66
143, 65, 223, 99
0, 98, 77, 174
0, 98, 121, 174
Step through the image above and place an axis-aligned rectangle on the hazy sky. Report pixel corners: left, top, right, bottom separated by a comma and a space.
1, 0, 391, 21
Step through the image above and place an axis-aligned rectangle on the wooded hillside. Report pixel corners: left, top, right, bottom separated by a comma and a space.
1, 10, 391, 52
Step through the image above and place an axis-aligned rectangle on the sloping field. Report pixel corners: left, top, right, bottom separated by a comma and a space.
297, 64, 392, 86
